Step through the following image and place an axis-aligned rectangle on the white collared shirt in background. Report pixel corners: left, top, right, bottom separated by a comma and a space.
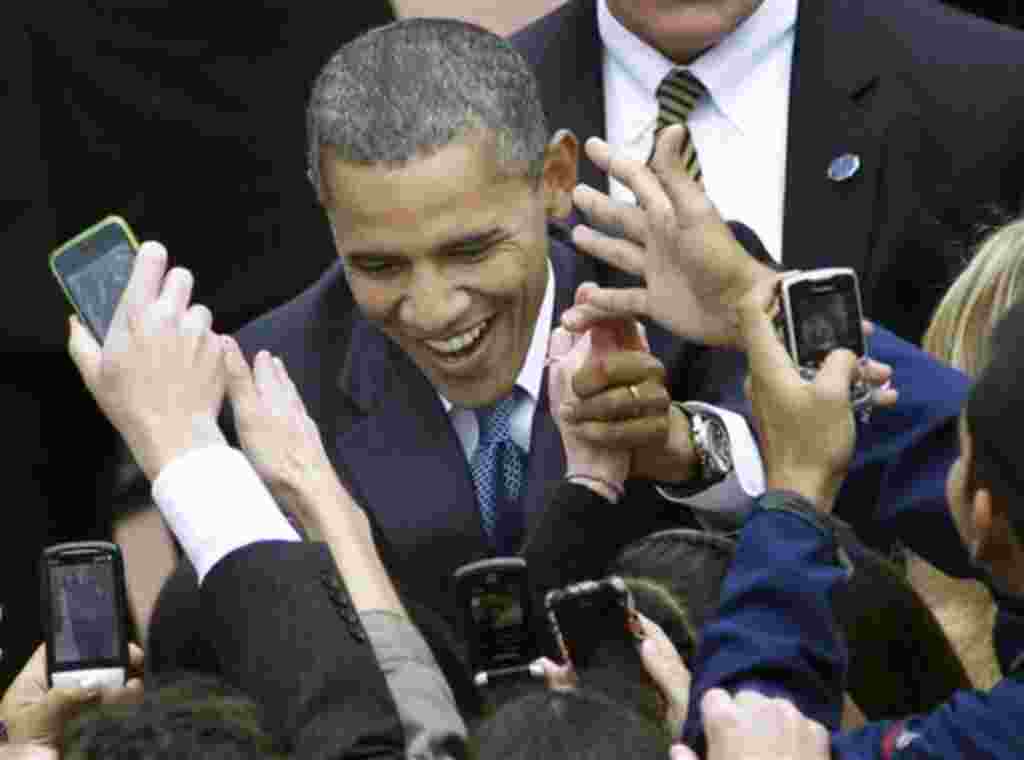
599, 0, 797, 261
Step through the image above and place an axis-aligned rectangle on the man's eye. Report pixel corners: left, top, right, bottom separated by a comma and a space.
352, 257, 400, 275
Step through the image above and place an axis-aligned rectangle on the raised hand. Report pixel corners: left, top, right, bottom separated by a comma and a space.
68, 241, 227, 481
223, 339, 357, 532
564, 126, 774, 348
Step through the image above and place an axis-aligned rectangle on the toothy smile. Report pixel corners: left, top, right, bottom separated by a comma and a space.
424, 319, 492, 357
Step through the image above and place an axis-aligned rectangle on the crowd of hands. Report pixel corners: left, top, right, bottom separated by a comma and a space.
0, 126, 895, 758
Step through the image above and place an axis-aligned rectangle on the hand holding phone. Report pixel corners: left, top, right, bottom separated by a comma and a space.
546, 576, 667, 723
50, 216, 139, 344
454, 558, 540, 689
65, 240, 227, 481
41, 542, 131, 690
774, 267, 871, 409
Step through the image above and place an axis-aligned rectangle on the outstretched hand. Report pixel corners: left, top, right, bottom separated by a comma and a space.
67, 241, 227, 481
223, 339, 357, 535
563, 127, 775, 347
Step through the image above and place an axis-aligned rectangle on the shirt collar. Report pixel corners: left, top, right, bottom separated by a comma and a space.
440, 256, 555, 412
598, 0, 797, 136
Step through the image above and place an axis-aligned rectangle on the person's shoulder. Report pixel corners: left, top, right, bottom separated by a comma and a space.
510, 0, 595, 59
234, 260, 354, 357
863, 0, 1024, 66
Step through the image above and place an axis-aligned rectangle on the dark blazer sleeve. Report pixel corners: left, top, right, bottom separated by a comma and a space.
199, 540, 406, 760
681, 499, 851, 752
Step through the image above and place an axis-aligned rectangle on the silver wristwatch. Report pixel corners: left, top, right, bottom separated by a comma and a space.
685, 406, 734, 485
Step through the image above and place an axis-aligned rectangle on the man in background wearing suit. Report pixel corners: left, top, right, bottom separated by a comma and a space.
512, 0, 1024, 344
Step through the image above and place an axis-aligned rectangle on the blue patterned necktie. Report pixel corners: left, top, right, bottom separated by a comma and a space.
470, 391, 527, 554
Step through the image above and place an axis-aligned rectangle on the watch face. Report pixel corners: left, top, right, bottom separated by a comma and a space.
705, 417, 733, 473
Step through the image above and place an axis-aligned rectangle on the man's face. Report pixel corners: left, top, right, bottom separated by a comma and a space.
322, 137, 552, 408
606, 0, 765, 63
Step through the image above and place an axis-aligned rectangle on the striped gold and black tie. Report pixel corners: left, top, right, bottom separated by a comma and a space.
653, 68, 707, 184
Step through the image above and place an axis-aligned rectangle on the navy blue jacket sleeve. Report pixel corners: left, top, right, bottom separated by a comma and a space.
681, 498, 851, 750
834, 325, 972, 578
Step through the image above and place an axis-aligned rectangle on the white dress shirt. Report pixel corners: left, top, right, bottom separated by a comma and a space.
599, 0, 797, 261
441, 258, 556, 459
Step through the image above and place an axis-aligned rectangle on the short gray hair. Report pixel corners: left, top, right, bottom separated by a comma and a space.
306, 17, 550, 193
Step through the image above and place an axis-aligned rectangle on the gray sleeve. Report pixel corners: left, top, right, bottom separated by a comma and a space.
360, 609, 468, 760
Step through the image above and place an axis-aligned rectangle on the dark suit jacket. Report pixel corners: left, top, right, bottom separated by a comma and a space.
232, 229, 725, 619
199, 540, 407, 760
511, 0, 1024, 343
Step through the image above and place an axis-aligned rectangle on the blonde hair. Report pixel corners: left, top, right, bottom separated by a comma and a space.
922, 218, 1024, 377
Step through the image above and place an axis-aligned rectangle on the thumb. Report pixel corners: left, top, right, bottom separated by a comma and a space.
39, 686, 101, 732
67, 315, 102, 392
637, 614, 690, 696
736, 275, 795, 388
816, 348, 859, 399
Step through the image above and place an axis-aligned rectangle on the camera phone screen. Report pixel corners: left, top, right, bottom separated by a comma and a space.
471, 577, 528, 669
50, 557, 121, 666
790, 279, 863, 367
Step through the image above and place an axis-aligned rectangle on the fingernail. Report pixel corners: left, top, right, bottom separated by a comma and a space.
560, 403, 577, 421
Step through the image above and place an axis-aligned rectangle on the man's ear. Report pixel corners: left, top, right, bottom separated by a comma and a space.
971, 487, 1020, 576
541, 129, 579, 219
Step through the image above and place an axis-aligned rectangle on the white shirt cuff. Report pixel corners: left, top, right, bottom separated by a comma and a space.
151, 445, 300, 583
656, 402, 765, 524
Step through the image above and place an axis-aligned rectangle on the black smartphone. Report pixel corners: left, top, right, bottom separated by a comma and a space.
41, 541, 130, 690
544, 576, 641, 671
49, 216, 139, 343
454, 557, 539, 688
777, 267, 866, 374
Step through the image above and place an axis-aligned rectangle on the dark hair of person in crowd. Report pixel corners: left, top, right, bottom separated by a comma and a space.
965, 297, 1024, 545
61, 673, 284, 760
305, 17, 550, 194
472, 687, 669, 760
611, 527, 970, 721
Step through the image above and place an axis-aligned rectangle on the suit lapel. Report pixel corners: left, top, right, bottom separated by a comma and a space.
782, 0, 919, 302
332, 318, 489, 582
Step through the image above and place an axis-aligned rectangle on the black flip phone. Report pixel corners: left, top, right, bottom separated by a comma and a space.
776, 267, 866, 373
546, 576, 667, 723
454, 557, 539, 688
49, 215, 139, 343
41, 541, 130, 690
544, 576, 641, 671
